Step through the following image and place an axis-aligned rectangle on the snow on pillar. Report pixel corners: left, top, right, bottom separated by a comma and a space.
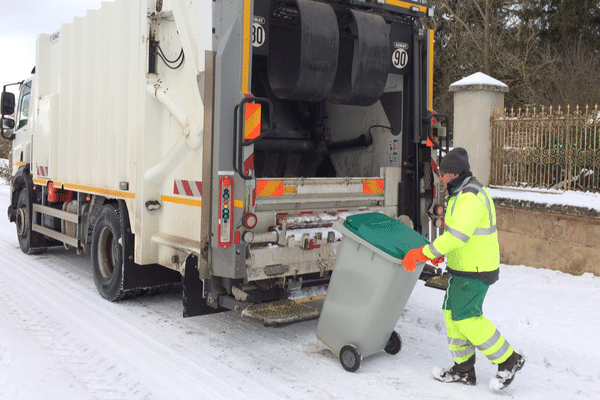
449, 72, 508, 186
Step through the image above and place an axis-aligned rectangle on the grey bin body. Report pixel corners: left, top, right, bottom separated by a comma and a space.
316, 218, 426, 371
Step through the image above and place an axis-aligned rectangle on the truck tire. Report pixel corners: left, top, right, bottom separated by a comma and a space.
15, 188, 47, 255
91, 204, 135, 301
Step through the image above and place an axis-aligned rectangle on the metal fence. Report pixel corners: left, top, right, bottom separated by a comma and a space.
490, 104, 600, 193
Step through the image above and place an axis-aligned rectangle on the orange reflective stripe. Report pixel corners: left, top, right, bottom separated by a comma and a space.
241, 0, 251, 93
362, 179, 384, 194
386, 0, 428, 13
33, 178, 49, 186
256, 180, 284, 197
244, 102, 261, 141
62, 182, 135, 199
161, 195, 202, 207
428, 29, 434, 110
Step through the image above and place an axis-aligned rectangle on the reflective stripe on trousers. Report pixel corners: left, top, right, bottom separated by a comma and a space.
443, 310, 514, 365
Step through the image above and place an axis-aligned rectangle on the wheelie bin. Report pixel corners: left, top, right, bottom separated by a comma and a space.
316, 212, 428, 372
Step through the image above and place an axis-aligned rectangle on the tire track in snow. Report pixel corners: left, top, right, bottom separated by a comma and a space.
0, 276, 155, 400
0, 242, 272, 399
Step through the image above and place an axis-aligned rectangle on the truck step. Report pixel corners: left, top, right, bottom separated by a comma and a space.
424, 274, 449, 291
241, 299, 319, 326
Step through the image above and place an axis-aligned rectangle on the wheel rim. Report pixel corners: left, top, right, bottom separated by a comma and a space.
385, 340, 397, 353
385, 332, 401, 354
341, 351, 356, 368
16, 206, 28, 238
97, 226, 118, 279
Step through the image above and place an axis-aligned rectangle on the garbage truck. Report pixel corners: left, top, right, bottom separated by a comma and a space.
0, 0, 447, 323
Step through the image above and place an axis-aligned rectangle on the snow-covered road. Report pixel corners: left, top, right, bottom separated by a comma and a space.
1, 184, 599, 399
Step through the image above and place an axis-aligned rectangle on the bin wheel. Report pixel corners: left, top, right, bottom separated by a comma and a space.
340, 344, 362, 372
384, 331, 402, 355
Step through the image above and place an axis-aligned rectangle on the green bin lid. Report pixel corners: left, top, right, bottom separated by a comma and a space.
343, 212, 429, 259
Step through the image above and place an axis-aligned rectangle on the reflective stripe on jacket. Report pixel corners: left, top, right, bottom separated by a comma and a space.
423, 177, 500, 282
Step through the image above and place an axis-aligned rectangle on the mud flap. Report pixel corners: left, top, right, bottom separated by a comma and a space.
183, 255, 226, 317
118, 200, 181, 291
122, 262, 181, 291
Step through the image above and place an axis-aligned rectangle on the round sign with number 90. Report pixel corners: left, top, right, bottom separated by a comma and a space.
392, 49, 408, 69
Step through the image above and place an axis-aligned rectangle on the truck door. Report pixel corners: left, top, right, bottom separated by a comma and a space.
11, 80, 33, 174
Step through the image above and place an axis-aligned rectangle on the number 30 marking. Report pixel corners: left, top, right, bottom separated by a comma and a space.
392, 49, 408, 69
252, 23, 265, 47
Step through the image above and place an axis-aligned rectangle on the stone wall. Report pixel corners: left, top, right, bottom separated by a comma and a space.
449, 73, 600, 276
495, 199, 600, 276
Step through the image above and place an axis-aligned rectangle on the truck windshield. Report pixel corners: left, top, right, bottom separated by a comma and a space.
16, 81, 31, 130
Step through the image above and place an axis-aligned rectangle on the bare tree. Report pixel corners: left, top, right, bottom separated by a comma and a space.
534, 42, 600, 108
425, 0, 515, 115
425, 0, 600, 116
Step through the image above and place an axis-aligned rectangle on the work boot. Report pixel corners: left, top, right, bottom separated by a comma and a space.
489, 352, 525, 390
432, 364, 476, 386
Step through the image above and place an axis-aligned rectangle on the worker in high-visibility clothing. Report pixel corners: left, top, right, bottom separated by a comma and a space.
403, 148, 525, 390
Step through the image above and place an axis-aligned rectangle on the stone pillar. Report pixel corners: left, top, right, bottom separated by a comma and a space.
449, 72, 508, 186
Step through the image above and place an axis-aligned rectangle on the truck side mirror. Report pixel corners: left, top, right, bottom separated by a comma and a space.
1, 117, 15, 140
1, 91, 15, 116
2, 117, 15, 130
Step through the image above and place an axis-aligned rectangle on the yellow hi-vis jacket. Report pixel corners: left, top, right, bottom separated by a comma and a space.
423, 177, 500, 284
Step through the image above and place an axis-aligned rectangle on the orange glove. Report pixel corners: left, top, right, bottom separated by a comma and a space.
431, 256, 445, 267
402, 246, 430, 272
403, 247, 444, 272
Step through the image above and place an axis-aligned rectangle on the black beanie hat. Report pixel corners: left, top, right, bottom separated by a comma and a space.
440, 147, 470, 174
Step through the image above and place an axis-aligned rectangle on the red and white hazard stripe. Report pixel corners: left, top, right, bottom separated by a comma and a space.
37, 166, 49, 177
173, 179, 203, 197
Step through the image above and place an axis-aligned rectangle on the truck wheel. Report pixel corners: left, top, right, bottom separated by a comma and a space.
91, 204, 129, 301
384, 330, 402, 355
340, 344, 362, 372
15, 188, 47, 255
